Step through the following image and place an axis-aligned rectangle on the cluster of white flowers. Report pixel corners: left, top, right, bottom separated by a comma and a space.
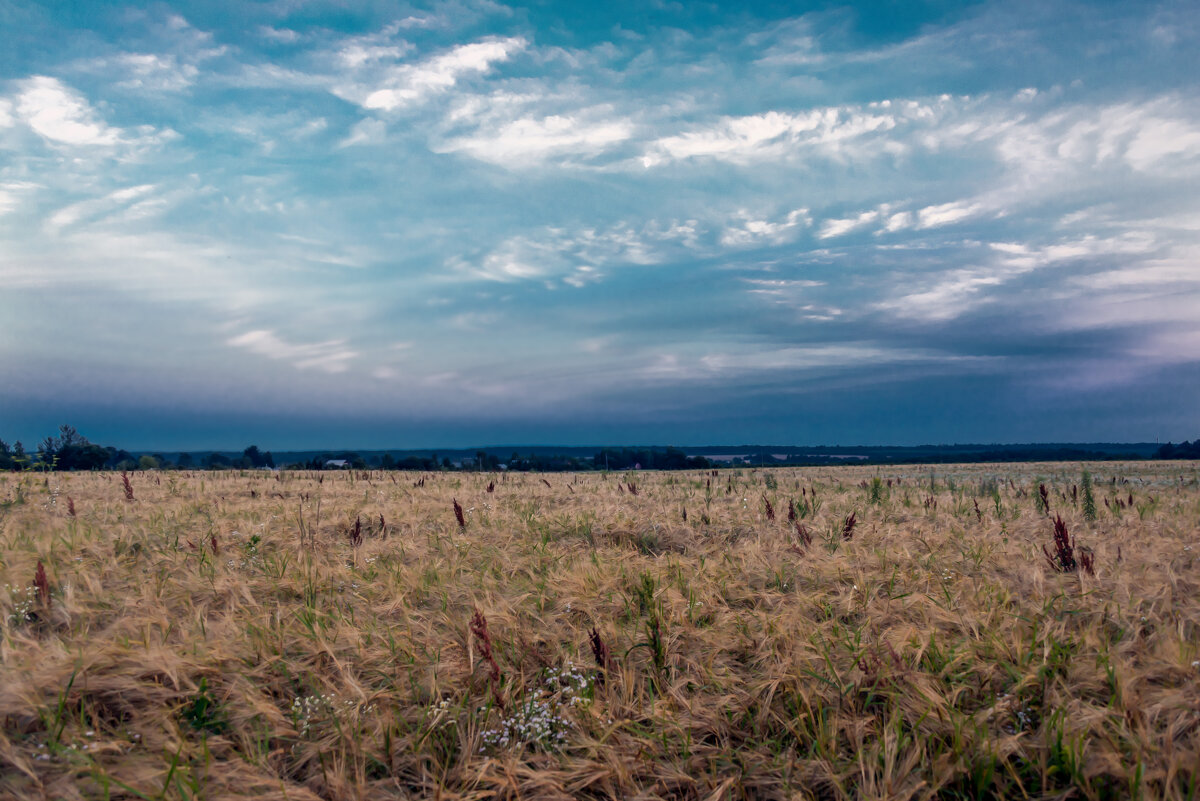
32, 730, 98, 761
42, 484, 62, 511
479, 664, 592, 753
227, 555, 262, 571
290, 694, 370, 737
4, 584, 37, 625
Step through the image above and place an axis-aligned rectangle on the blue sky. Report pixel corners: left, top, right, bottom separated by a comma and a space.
1, 0, 1198, 449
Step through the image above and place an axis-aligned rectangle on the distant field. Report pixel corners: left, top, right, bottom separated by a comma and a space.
1, 463, 1197, 800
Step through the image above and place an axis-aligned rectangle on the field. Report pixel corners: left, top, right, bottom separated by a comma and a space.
1, 463, 1198, 800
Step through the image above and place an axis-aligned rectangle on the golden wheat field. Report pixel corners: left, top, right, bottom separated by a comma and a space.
0, 463, 1197, 800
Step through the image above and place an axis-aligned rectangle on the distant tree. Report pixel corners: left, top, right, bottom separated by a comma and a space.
242, 445, 273, 468
106, 449, 134, 470
177, 453, 194, 468
138, 454, 160, 471
380, 453, 396, 470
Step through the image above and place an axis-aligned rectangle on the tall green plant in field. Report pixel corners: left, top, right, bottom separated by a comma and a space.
1081, 471, 1097, 522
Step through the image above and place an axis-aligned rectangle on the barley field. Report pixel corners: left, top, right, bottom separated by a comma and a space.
1, 463, 1197, 800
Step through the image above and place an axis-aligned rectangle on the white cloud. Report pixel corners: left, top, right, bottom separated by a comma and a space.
878, 232, 1162, 323
640, 102, 931, 167
449, 216, 712, 284
259, 26, 300, 43
226, 329, 358, 373
1125, 116, 1200, 171
338, 43, 412, 69
0, 181, 38, 216
916, 201, 984, 229
45, 184, 158, 232
339, 118, 387, 148
16, 77, 123, 146
882, 211, 913, 232
338, 36, 526, 111
436, 111, 633, 166
818, 210, 879, 239
720, 208, 810, 247
110, 53, 199, 91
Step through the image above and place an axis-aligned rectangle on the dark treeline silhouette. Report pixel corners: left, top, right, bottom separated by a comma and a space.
1156, 440, 1200, 459
3, 424, 1196, 472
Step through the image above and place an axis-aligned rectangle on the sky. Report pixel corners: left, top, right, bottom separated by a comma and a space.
1, 0, 1198, 450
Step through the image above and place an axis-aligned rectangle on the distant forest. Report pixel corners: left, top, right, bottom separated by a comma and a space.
2, 425, 1197, 472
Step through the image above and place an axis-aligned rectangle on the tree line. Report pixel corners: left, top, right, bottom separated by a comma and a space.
3, 425, 1196, 472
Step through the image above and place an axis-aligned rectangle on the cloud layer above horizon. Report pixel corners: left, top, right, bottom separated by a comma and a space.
2, 0, 1198, 449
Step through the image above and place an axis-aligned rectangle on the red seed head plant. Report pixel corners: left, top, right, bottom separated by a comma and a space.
842, 512, 857, 541
541, 478, 552, 489
588, 626, 612, 677
627, 482, 638, 496
33, 560, 50, 606
210, 532, 220, 556
788, 500, 796, 522
121, 471, 134, 501
794, 522, 812, 548
1039, 483, 1051, 514
469, 608, 505, 709
973, 499, 983, 523
378, 513, 387, 538
349, 516, 363, 547
1042, 514, 1078, 572
453, 498, 466, 529
1078, 547, 1096, 576
681, 507, 687, 522
486, 481, 495, 493
67, 496, 76, 518
763, 495, 775, 521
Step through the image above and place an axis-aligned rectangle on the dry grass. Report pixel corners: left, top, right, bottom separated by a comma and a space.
0, 462, 1198, 800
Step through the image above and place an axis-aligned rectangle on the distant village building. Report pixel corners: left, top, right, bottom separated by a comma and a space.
324, 459, 349, 469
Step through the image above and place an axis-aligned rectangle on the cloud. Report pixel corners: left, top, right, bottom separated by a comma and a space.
226, 330, 358, 373
916, 200, 984, 229
435, 109, 633, 166
448, 214, 723, 285
720, 209, 810, 247
875, 232, 1162, 322
15, 77, 124, 146
339, 118, 387, 148
337, 36, 527, 111
86, 53, 201, 91
640, 102, 923, 166
45, 184, 158, 232
818, 210, 879, 239
0, 181, 38, 216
